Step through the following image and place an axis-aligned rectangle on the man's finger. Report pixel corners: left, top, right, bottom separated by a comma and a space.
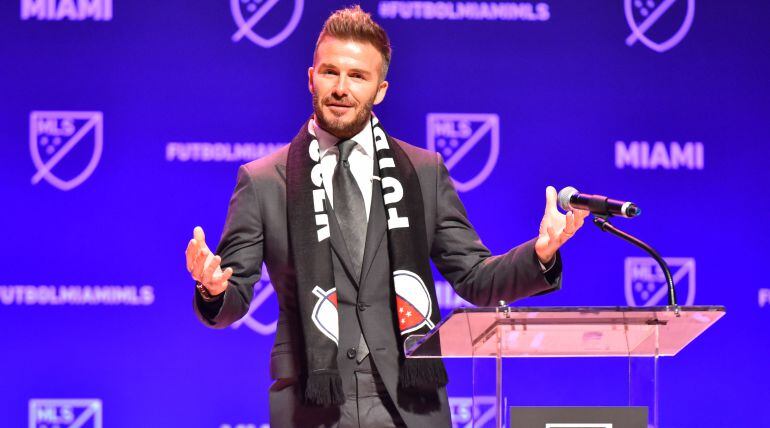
194, 226, 208, 251
185, 239, 198, 272
202, 255, 221, 285
192, 249, 208, 281
201, 252, 215, 281
574, 209, 589, 229
222, 267, 233, 282
546, 225, 557, 243
538, 218, 548, 237
213, 267, 234, 288
545, 186, 558, 214
563, 211, 576, 234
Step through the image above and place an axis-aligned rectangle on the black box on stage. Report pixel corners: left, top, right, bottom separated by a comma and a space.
509, 406, 648, 428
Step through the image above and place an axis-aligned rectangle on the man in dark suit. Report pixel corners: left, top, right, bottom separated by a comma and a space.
185, 6, 588, 427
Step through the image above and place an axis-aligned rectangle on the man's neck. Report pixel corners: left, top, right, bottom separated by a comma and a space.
312, 115, 374, 157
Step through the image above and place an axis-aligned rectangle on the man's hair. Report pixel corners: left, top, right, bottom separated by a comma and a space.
314, 5, 392, 80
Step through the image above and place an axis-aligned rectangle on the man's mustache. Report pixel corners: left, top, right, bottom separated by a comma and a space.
323, 96, 356, 108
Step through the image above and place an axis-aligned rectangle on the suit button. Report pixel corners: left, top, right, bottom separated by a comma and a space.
346, 348, 357, 359
358, 303, 367, 311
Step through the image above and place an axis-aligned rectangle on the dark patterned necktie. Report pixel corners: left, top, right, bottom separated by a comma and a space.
333, 139, 367, 280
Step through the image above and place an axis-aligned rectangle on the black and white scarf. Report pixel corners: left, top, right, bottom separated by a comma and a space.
286, 116, 447, 406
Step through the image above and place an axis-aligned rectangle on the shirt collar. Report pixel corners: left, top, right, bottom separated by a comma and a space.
311, 115, 374, 159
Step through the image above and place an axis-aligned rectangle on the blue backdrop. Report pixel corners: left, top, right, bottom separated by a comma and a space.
2, 0, 769, 427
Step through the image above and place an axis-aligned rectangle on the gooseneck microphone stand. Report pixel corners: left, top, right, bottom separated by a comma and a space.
592, 214, 680, 316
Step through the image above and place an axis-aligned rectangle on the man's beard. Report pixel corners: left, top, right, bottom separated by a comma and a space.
312, 91, 375, 140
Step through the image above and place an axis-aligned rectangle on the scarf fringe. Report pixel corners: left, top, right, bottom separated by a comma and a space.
399, 358, 448, 391
304, 371, 345, 407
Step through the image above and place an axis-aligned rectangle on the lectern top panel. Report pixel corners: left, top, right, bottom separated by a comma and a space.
404, 306, 724, 358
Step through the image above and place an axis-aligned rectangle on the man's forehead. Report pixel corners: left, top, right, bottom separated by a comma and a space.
314, 36, 381, 66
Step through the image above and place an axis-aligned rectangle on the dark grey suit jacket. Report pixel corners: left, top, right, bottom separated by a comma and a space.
194, 124, 562, 427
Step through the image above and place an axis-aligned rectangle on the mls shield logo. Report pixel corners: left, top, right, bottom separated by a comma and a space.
29, 398, 103, 428
394, 270, 435, 335
30, 111, 103, 191
625, 257, 696, 306
230, 0, 303, 48
624, 0, 695, 53
311, 286, 339, 344
230, 266, 277, 335
427, 113, 500, 192
449, 396, 497, 428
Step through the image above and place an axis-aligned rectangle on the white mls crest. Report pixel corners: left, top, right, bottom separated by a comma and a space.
624, 0, 695, 53
448, 396, 497, 428
625, 257, 696, 306
426, 113, 500, 192
29, 398, 103, 428
29, 111, 103, 191
230, 0, 303, 48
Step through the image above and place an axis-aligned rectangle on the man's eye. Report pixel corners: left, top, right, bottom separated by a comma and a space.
323, 70, 338, 75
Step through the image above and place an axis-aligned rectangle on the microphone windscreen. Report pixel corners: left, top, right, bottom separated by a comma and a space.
557, 186, 579, 212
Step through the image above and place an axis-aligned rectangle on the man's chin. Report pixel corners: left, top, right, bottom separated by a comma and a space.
318, 113, 366, 139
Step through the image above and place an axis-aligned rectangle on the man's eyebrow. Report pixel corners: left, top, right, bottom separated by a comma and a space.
348, 68, 372, 76
317, 63, 372, 76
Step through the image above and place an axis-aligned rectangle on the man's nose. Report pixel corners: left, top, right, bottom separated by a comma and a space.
333, 75, 349, 96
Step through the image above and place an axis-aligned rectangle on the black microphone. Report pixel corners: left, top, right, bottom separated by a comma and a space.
557, 186, 641, 218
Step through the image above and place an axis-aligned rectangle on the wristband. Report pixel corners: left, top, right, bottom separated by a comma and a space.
196, 281, 214, 300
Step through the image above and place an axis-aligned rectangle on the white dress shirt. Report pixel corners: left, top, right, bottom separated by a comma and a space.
310, 117, 375, 220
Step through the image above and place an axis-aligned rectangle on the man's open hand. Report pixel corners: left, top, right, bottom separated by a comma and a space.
535, 186, 590, 264
185, 226, 232, 296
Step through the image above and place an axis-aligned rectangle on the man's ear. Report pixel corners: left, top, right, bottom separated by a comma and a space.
373, 80, 389, 105
307, 66, 315, 94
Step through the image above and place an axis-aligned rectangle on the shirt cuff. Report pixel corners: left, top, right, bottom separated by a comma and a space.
538, 257, 556, 273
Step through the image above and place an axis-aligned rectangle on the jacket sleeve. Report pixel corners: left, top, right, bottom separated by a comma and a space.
429, 154, 562, 307
193, 165, 264, 328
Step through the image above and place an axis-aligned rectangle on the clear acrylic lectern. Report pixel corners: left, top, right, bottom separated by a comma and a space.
404, 306, 725, 428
